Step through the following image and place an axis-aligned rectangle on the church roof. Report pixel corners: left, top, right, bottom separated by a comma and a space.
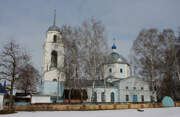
48, 25, 61, 32
105, 51, 129, 64
64, 79, 114, 88
47, 9, 61, 32
111, 76, 149, 84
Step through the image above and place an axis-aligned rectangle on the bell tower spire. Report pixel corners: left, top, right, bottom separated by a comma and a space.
47, 9, 60, 32
53, 9, 56, 26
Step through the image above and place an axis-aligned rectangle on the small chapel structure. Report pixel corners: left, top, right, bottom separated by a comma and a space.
86, 44, 157, 103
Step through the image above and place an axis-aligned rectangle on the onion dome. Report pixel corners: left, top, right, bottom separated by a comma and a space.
112, 43, 117, 49
105, 43, 128, 64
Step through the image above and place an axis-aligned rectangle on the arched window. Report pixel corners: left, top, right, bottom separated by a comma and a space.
92, 92, 97, 102
111, 92, 115, 102
141, 95, 144, 102
120, 68, 123, 73
101, 92, 105, 102
53, 35, 57, 43
53, 79, 57, 82
109, 68, 112, 73
126, 95, 129, 101
51, 50, 58, 68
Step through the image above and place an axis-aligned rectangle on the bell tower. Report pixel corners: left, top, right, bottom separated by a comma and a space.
42, 10, 65, 99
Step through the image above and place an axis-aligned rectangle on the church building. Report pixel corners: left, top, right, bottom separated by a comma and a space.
86, 44, 157, 103
32, 10, 65, 103
32, 11, 156, 104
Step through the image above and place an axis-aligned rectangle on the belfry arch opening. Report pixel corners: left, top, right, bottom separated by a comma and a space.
51, 50, 58, 68
53, 35, 57, 43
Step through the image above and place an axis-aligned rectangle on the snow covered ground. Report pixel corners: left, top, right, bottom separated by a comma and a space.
1, 107, 180, 117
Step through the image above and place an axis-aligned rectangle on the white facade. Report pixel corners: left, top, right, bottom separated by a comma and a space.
86, 77, 156, 103
104, 63, 131, 79
87, 87, 118, 102
116, 77, 157, 102
87, 43, 156, 103
31, 95, 51, 104
40, 11, 65, 99
0, 93, 4, 110
43, 30, 65, 82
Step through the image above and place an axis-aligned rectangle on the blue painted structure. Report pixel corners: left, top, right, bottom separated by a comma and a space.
133, 95, 138, 102
162, 96, 174, 107
0, 82, 8, 96
40, 81, 64, 102
14, 102, 29, 106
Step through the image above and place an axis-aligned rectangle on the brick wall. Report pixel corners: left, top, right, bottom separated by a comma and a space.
3, 102, 179, 111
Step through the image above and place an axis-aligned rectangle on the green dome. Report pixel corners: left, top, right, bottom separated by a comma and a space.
48, 25, 61, 32
106, 52, 128, 64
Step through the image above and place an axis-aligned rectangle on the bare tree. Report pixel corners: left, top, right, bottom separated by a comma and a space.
60, 25, 82, 103
131, 28, 180, 101
131, 29, 161, 102
0, 40, 30, 111
59, 19, 108, 103
78, 18, 108, 102
15, 63, 40, 95
158, 29, 180, 100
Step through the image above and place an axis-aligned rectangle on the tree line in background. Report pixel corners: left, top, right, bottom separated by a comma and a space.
1, 17, 180, 110
131, 28, 180, 101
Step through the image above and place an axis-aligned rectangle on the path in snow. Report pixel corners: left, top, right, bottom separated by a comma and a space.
1, 107, 180, 117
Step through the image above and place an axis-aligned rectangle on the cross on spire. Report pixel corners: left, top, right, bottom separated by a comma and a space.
113, 38, 116, 44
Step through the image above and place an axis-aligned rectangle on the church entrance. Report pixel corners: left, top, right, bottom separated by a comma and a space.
111, 92, 115, 102
133, 95, 137, 102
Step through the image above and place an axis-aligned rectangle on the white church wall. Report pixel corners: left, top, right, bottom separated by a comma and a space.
117, 77, 155, 102
0, 93, 4, 110
87, 87, 118, 103
104, 63, 131, 79
31, 95, 51, 104
43, 30, 65, 82
118, 89, 152, 102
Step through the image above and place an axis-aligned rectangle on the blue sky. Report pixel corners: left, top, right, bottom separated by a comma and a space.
0, 0, 180, 72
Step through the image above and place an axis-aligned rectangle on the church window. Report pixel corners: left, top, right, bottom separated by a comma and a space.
141, 87, 144, 90
126, 86, 128, 90
51, 50, 58, 68
92, 92, 97, 102
150, 96, 154, 102
53, 79, 57, 82
109, 68, 112, 73
141, 95, 144, 102
120, 68, 123, 73
111, 92, 115, 102
133, 87, 136, 90
53, 35, 57, 43
101, 92, 105, 102
126, 95, 129, 101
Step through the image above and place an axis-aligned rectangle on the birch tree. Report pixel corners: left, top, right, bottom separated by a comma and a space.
79, 18, 108, 102
131, 29, 161, 102
131, 28, 180, 101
